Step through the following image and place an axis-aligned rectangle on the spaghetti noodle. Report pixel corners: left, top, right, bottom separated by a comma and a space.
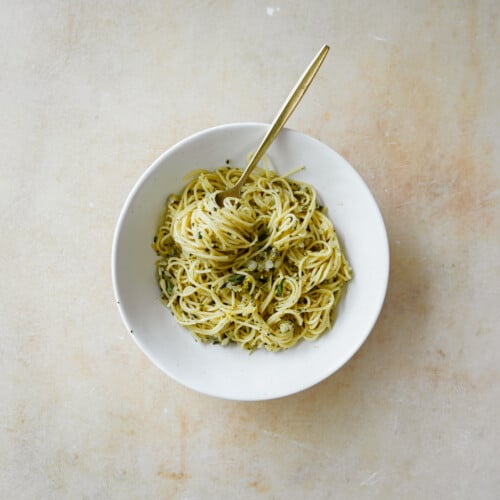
152, 166, 351, 351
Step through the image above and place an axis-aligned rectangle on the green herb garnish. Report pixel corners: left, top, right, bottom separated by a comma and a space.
166, 276, 173, 295
228, 274, 245, 284
276, 279, 284, 296
258, 228, 269, 241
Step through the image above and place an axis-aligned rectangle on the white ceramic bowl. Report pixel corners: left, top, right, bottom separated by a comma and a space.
112, 123, 389, 400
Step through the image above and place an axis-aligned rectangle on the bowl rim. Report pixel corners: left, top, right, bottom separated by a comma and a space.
111, 122, 390, 400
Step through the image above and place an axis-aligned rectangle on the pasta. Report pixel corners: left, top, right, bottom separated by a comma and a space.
152, 166, 351, 351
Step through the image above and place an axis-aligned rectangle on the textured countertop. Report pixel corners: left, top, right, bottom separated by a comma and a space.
2, 1, 499, 498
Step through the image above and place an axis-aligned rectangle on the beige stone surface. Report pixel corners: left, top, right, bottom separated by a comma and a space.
1, 1, 499, 498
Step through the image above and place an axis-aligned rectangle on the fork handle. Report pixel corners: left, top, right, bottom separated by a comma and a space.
233, 44, 330, 191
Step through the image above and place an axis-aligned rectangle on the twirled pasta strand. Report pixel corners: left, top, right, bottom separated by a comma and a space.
152, 166, 351, 351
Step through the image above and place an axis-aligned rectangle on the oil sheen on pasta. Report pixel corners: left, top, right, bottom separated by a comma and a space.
152, 166, 351, 351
